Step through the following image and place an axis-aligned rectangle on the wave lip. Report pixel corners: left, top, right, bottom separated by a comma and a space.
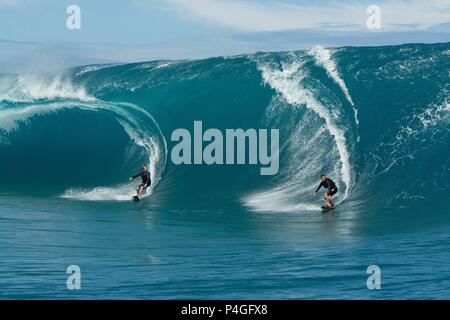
0, 74, 95, 103
308, 45, 360, 135
309, 46, 354, 106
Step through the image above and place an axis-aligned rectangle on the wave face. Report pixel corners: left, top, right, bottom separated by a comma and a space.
0, 43, 448, 213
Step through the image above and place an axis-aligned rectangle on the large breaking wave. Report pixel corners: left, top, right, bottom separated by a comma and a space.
0, 42, 448, 213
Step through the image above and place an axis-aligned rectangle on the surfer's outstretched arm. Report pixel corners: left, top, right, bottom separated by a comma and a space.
315, 182, 323, 193
314, 183, 322, 197
129, 173, 140, 180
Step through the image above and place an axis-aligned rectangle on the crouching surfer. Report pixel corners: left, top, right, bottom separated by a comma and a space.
314, 174, 338, 209
129, 165, 151, 199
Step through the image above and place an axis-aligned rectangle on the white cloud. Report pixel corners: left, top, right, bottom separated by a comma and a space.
163, 0, 450, 32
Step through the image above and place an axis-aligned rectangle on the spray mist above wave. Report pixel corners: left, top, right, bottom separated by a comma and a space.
75, 64, 123, 77
0, 74, 94, 102
0, 76, 167, 201
244, 52, 355, 212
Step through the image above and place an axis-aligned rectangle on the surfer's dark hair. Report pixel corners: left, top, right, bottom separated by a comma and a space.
320, 174, 326, 178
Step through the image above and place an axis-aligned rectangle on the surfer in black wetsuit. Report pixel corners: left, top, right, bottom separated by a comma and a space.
314, 175, 338, 208
129, 165, 151, 198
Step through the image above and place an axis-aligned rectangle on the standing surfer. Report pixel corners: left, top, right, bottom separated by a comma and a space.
129, 165, 151, 198
314, 175, 338, 209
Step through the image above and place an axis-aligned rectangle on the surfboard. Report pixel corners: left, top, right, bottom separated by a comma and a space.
132, 195, 141, 202
321, 205, 335, 211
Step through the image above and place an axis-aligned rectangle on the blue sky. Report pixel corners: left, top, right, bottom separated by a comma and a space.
0, 0, 449, 71
1, 0, 229, 43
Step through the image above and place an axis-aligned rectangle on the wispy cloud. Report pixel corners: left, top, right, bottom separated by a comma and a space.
163, 0, 450, 32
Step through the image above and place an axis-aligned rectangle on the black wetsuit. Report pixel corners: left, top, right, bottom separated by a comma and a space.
132, 171, 151, 187
315, 178, 338, 196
